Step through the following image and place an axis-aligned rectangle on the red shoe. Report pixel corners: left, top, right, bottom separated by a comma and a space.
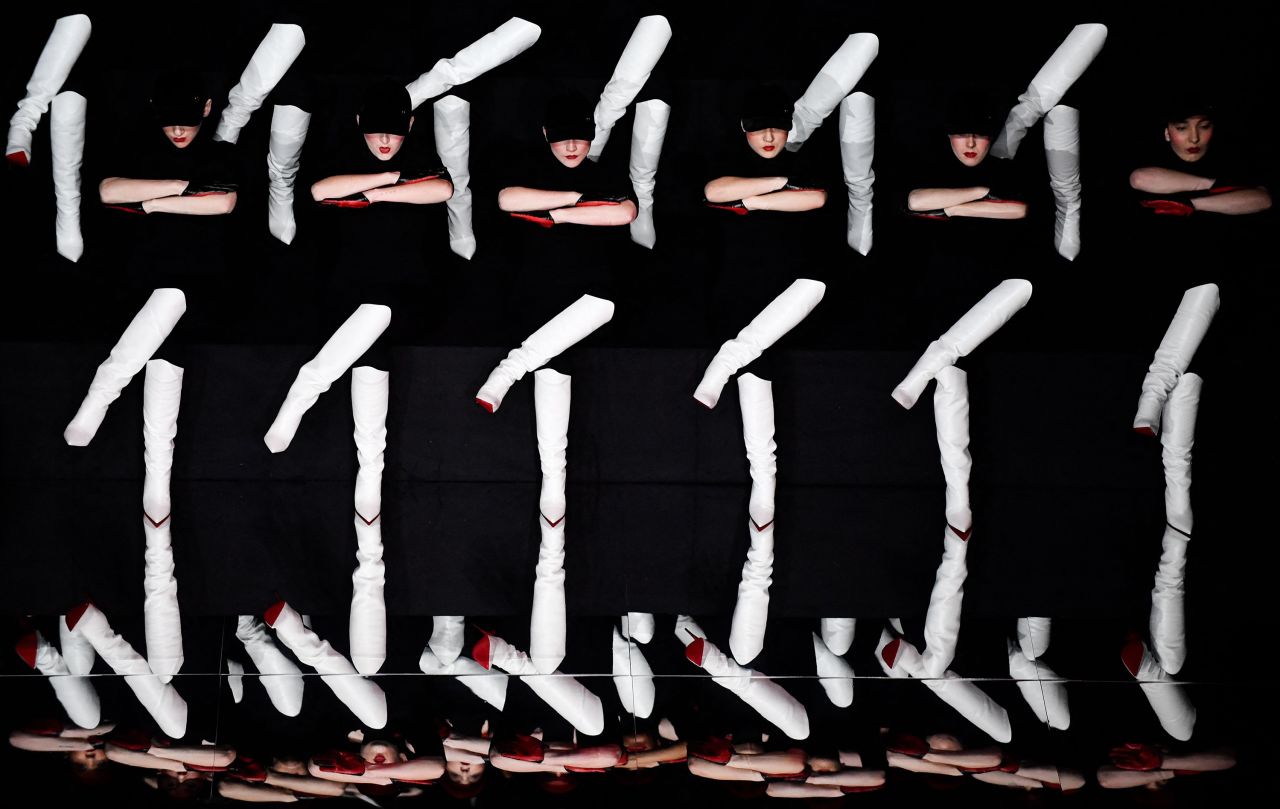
1120, 632, 1145, 677
263, 600, 287, 627
684, 637, 706, 666
472, 634, 492, 669
15, 632, 38, 668
66, 601, 93, 630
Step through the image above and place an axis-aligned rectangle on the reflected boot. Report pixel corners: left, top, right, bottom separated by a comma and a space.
1016, 616, 1052, 661
729, 374, 776, 665
612, 627, 656, 718
1153, 375, 1197, 675
837, 92, 875, 255
67, 603, 188, 739
1007, 639, 1070, 730
588, 15, 672, 160
265, 601, 387, 729
1134, 288, 1217, 436
628, 99, 670, 249
433, 96, 475, 259
685, 635, 810, 740
693, 279, 826, 409
892, 279, 1033, 410
428, 616, 465, 665
264, 304, 391, 453
674, 614, 707, 646
419, 645, 508, 710
49, 91, 86, 261
472, 633, 603, 735
406, 17, 542, 108
475, 296, 612, 413
348, 368, 388, 674
991, 24, 1108, 159
142, 360, 184, 682
787, 32, 879, 150
64, 289, 187, 446
235, 615, 303, 717
620, 612, 655, 644
1044, 105, 1081, 260
266, 104, 310, 245
59, 614, 95, 675
820, 618, 855, 656
214, 23, 306, 144
922, 674, 1012, 744
875, 627, 921, 679
6, 13, 91, 166
1122, 634, 1196, 741
16, 630, 101, 730
812, 632, 854, 708
227, 658, 244, 703
529, 369, 570, 673
920, 529, 969, 679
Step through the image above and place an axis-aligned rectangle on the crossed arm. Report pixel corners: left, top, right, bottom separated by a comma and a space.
311, 171, 453, 205
100, 177, 237, 214
908, 186, 1027, 219
704, 176, 827, 211
1129, 167, 1272, 214
498, 186, 637, 225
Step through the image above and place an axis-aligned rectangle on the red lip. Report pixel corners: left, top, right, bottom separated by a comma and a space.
565, 154, 579, 160
1186, 147, 1201, 153
964, 152, 977, 158
173, 137, 187, 143
763, 145, 775, 152
379, 147, 391, 154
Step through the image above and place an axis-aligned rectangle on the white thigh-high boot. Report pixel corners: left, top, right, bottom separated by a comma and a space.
266, 104, 310, 245
1150, 374, 1201, 675
892, 279, 1033, 410
67, 604, 188, 739
588, 15, 672, 161
476, 296, 613, 413
621, 612, 655, 644
694, 279, 826, 409
920, 530, 968, 679
428, 616, 465, 665
820, 618, 855, 656
1043, 105, 1081, 261
628, 98, 670, 249
405, 18, 542, 109
473, 634, 604, 735
64, 288, 187, 446
265, 601, 387, 729
837, 92, 875, 255
1016, 617, 1052, 661
433, 96, 474, 259
730, 374, 776, 665
348, 367, 388, 675
49, 91, 86, 262
214, 23, 306, 144
351, 367, 388, 526
812, 633, 854, 708
419, 645, 508, 710
16, 630, 101, 729
1134, 286, 1218, 436
6, 13, 92, 166
235, 615, 304, 717
612, 627, 656, 718
990, 24, 1108, 159
226, 658, 244, 703
264, 304, 391, 453
142, 360, 184, 682
529, 369, 570, 673
1122, 636, 1196, 741
674, 614, 707, 646
685, 636, 810, 740
1007, 640, 1070, 730
59, 615, 95, 675
787, 33, 879, 151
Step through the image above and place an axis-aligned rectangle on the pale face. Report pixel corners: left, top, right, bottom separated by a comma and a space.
359, 115, 413, 161
360, 740, 405, 765
949, 133, 991, 166
545, 132, 590, 167
69, 748, 106, 770
744, 127, 787, 158
446, 760, 485, 785
162, 99, 212, 149
1165, 115, 1214, 162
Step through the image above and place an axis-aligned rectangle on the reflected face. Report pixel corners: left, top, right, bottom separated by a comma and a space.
547, 136, 590, 167
1165, 115, 1213, 162
161, 99, 212, 149
808, 756, 840, 773
744, 127, 787, 158
446, 760, 485, 785
949, 133, 991, 166
361, 740, 404, 765
622, 732, 656, 753
69, 748, 106, 770
272, 757, 307, 775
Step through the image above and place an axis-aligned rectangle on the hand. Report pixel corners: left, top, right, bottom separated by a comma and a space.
1140, 198, 1195, 216
105, 200, 147, 214
705, 199, 748, 215
781, 181, 823, 192
396, 167, 448, 185
182, 181, 238, 197
884, 731, 928, 757
495, 734, 545, 761
510, 210, 555, 227
1109, 742, 1163, 771
688, 736, 733, 764
575, 193, 630, 207
907, 208, 949, 220
229, 756, 268, 782
319, 192, 371, 209
313, 750, 366, 775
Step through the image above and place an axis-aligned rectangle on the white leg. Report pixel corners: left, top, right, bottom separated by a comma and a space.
892, 279, 1032, 410
1134, 286, 1217, 435
768, 783, 844, 799
227, 658, 245, 704
1015, 616, 1052, 660
235, 615, 304, 717
348, 519, 386, 676
587, 15, 672, 161
933, 366, 972, 537
6, 14, 92, 165
405, 18, 542, 108
612, 626, 656, 718
921, 673, 1012, 744
837, 92, 875, 255
529, 518, 567, 674
351, 366, 388, 525
214, 23, 307, 144
1152, 368, 1197, 673
419, 645, 508, 710
687, 636, 810, 740
59, 614, 95, 675
694, 279, 826, 409
529, 369, 570, 673
991, 24, 1108, 159
812, 633, 854, 708
64, 289, 187, 446
474, 634, 603, 735
17, 630, 101, 729
787, 33, 879, 150
620, 612, 655, 644
730, 372, 778, 664
49, 91, 86, 261
432, 96, 474, 259
266, 104, 310, 245
920, 529, 968, 679
1008, 640, 1070, 730
428, 615, 465, 665
264, 303, 391, 453
729, 521, 773, 666
1043, 105, 1081, 260
1122, 636, 1196, 741
674, 614, 707, 646
141, 360, 184, 682
819, 618, 855, 656
628, 99, 670, 249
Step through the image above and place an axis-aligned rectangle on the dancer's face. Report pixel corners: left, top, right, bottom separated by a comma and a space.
544, 131, 590, 167
446, 760, 485, 784
162, 99, 212, 149
744, 127, 787, 158
361, 740, 405, 764
360, 116, 413, 161
1165, 115, 1213, 162
949, 132, 990, 166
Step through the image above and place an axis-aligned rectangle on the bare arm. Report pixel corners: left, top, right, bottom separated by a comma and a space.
887, 751, 962, 776
544, 745, 622, 770
60, 722, 116, 739
619, 742, 686, 768
142, 192, 238, 215
944, 199, 1027, 219
908, 187, 989, 211
264, 771, 347, 796
306, 760, 392, 785
8, 730, 93, 752
100, 178, 188, 204
146, 744, 236, 768
217, 781, 300, 803
1161, 748, 1237, 772
807, 769, 887, 788
922, 746, 1002, 769
365, 757, 445, 782
443, 734, 492, 757
364, 178, 454, 205
1192, 187, 1272, 214
744, 189, 826, 212
550, 199, 637, 226
972, 770, 1044, 789
1130, 167, 1214, 194
498, 187, 583, 212
489, 753, 565, 774
725, 749, 807, 775
104, 744, 187, 771
1097, 765, 1175, 789
311, 172, 400, 202
705, 176, 787, 202
688, 756, 764, 781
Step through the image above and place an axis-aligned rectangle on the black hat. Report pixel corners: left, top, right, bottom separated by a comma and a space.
740, 84, 793, 133
543, 92, 594, 143
150, 71, 208, 127
358, 80, 413, 136
1162, 87, 1215, 124
943, 91, 999, 137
